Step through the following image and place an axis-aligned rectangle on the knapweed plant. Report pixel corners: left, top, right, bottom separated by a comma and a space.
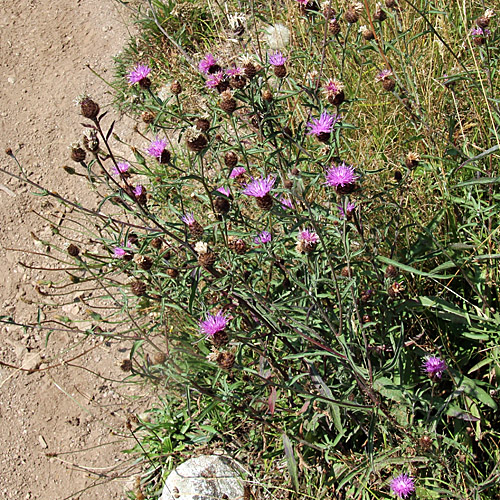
2, 0, 500, 498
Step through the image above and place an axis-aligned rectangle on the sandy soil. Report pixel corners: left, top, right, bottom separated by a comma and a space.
0, 0, 149, 498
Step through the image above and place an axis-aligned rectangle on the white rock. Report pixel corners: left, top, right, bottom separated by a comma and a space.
161, 455, 245, 500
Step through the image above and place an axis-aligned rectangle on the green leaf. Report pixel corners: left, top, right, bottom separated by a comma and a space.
282, 433, 299, 491
377, 256, 453, 279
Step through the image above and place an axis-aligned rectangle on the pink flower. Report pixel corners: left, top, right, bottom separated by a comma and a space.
242, 176, 276, 197
217, 186, 231, 197
181, 213, 195, 225
376, 69, 393, 82
254, 231, 272, 245
134, 185, 145, 197
338, 202, 356, 218
111, 162, 130, 176
199, 54, 219, 74
280, 196, 293, 209
226, 66, 244, 77
324, 79, 344, 96
114, 247, 127, 258
325, 162, 359, 188
147, 138, 168, 159
127, 64, 151, 85
199, 310, 229, 337
298, 229, 319, 244
390, 474, 415, 498
423, 356, 447, 379
307, 111, 341, 137
230, 167, 246, 179
269, 51, 287, 66
206, 71, 225, 89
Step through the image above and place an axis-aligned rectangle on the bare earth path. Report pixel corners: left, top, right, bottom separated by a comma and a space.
0, 1, 147, 498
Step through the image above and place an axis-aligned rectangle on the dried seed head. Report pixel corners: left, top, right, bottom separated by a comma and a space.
477, 9, 494, 28
198, 251, 217, 268
388, 281, 404, 298
82, 129, 99, 153
152, 352, 167, 365
385, 0, 397, 8
274, 65, 287, 78
80, 97, 100, 120
141, 111, 156, 124
360, 25, 375, 40
419, 435, 433, 451
224, 151, 239, 168
230, 74, 247, 90
195, 117, 211, 131
120, 359, 133, 372
220, 91, 237, 114
345, 2, 363, 23
382, 78, 396, 91
130, 280, 147, 297
217, 351, 235, 370
284, 179, 293, 189
385, 264, 399, 278
70, 143, 86, 163
341, 266, 353, 277
262, 89, 273, 102
166, 268, 179, 278
373, 3, 387, 21
394, 170, 403, 181
151, 237, 163, 249
329, 18, 341, 35
170, 80, 182, 95
406, 152, 420, 169
185, 126, 208, 152
242, 61, 257, 79
67, 244, 80, 257
228, 236, 247, 255
134, 254, 153, 271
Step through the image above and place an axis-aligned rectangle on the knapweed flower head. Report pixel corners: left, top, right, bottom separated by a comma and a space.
217, 186, 231, 197
112, 162, 130, 176
376, 68, 393, 81
296, 0, 309, 5
134, 185, 145, 197
423, 356, 447, 379
127, 64, 151, 85
390, 473, 415, 498
338, 202, 356, 218
206, 71, 225, 89
226, 66, 244, 77
230, 166, 246, 179
242, 176, 276, 197
325, 162, 359, 188
307, 111, 341, 137
200, 311, 229, 337
269, 51, 287, 66
324, 79, 345, 96
298, 229, 319, 244
199, 54, 218, 74
280, 196, 293, 209
113, 247, 127, 258
254, 231, 272, 245
181, 213, 196, 226
147, 138, 168, 159
296, 229, 319, 253
264, 24, 290, 50
470, 26, 491, 37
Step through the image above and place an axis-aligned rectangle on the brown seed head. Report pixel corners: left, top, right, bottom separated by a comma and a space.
170, 80, 182, 95
134, 254, 153, 271
262, 89, 273, 102
151, 237, 163, 249
256, 194, 274, 211
214, 196, 231, 214
211, 330, 229, 348
67, 244, 80, 257
217, 351, 235, 370
228, 236, 247, 255
195, 117, 211, 131
385, 264, 399, 278
120, 359, 133, 372
224, 151, 239, 168
405, 152, 420, 169
141, 111, 156, 124
274, 65, 287, 78
341, 266, 353, 278
70, 144, 86, 163
80, 97, 100, 120
166, 268, 179, 278
131, 280, 147, 297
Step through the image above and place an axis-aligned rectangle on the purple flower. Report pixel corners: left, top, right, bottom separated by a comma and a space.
471, 27, 491, 37
199, 54, 218, 74
254, 231, 272, 245
206, 71, 225, 89
230, 166, 246, 179
324, 79, 344, 96
280, 196, 293, 209
226, 66, 244, 77
134, 185, 145, 197
390, 473, 415, 498
376, 68, 393, 82
307, 111, 341, 137
423, 356, 447, 379
111, 162, 130, 176
242, 176, 276, 198
338, 202, 356, 218
199, 310, 229, 337
298, 229, 319, 244
181, 213, 195, 226
269, 51, 287, 66
127, 64, 151, 85
325, 162, 359, 188
147, 138, 168, 159
113, 247, 127, 258
217, 186, 231, 197
296, 0, 309, 5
